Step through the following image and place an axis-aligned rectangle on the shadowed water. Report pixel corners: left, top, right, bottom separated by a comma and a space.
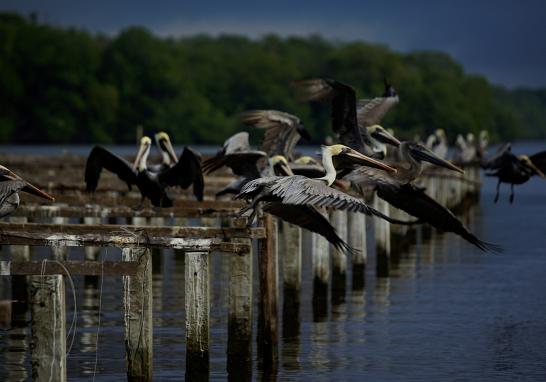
0, 141, 545, 381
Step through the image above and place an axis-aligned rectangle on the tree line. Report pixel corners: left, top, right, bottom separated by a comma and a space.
1, 12, 545, 145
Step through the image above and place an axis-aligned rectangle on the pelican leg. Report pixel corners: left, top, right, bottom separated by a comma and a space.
509, 184, 515, 204
494, 180, 500, 203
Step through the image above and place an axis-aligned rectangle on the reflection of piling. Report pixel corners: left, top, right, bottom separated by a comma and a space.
330, 210, 347, 304
30, 275, 66, 382
122, 247, 153, 382
257, 214, 279, 366
373, 195, 391, 277
84, 217, 101, 260
185, 251, 210, 381
348, 212, 366, 290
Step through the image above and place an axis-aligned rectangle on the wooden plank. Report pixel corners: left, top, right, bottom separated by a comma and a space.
30, 275, 66, 382
185, 251, 210, 380
0, 261, 139, 276
123, 247, 153, 381
0, 221, 266, 239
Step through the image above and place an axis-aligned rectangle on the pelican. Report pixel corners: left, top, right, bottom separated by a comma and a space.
202, 132, 267, 197
426, 129, 448, 160
240, 110, 311, 161
455, 133, 477, 164
363, 124, 401, 159
236, 145, 417, 254
345, 143, 500, 253
85, 136, 204, 206
149, 131, 179, 172
483, 143, 546, 203
477, 130, 490, 162
0, 165, 54, 218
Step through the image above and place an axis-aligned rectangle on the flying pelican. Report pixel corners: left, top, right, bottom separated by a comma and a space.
240, 110, 311, 161
292, 78, 376, 156
0, 165, 54, 218
344, 142, 501, 252
482, 143, 546, 203
202, 132, 267, 197
363, 124, 401, 159
85, 136, 204, 206
236, 145, 419, 253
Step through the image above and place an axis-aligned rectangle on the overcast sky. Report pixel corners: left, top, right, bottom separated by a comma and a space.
2, 0, 545, 88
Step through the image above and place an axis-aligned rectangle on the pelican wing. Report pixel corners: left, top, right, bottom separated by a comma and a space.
289, 164, 326, 178
530, 150, 546, 174
293, 78, 366, 153
263, 202, 356, 255
377, 183, 502, 253
482, 143, 512, 169
84, 146, 137, 192
0, 180, 26, 206
203, 151, 266, 178
159, 147, 204, 201
241, 110, 310, 160
356, 96, 399, 127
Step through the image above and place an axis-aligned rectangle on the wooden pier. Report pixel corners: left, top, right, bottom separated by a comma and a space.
0, 154, 481, 380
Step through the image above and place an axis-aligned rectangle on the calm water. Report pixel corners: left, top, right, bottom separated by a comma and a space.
0, 141, 545, 381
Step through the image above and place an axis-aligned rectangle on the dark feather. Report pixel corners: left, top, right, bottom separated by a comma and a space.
84, 146, 137, 192
159, 147, 205, 201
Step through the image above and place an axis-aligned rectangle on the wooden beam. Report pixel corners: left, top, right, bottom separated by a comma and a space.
0, 261, 139, 276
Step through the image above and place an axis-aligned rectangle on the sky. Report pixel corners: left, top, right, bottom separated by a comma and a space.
2, 0, 545, 88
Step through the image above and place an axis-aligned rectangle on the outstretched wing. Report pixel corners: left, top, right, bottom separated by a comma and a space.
203, 151, 266, 178
159, 147, 204, 201
263, 202, 357, 256
530, 150, 546, 174
377, 183, 502, 253
241, 110, 310, 160
356, 96, 399, 127
84, 146, 137, 192
293, 78, 366, 153
482, 143, 512, 170
0, 180, 26, 206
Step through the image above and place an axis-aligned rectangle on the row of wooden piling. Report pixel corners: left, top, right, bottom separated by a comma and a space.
0, 163, 481, 381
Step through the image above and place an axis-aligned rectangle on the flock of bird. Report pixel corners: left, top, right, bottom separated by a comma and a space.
1, 78, 544, 255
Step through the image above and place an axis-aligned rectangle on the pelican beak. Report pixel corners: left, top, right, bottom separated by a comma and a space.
343, 148, 397, 173
22, 182, 55, 201
371, 129, 401, 147
278, 162, 294, 176
523, 159, 546, 178
411, 145, 465, 174
159, 137, 178, 165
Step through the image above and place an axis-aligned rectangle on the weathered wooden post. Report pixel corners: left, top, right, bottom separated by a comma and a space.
122, 247, 153, 381
227, 236, 253, 381
373, 195, 391, 277
84, 217, 101, 260
311, 209, 330, 320
51, 217, 69, 260
348, 212, 366, 290
330, 209, 347, 304
257, 213, 279, 366
30, 274, 66, 382
185, 250, 210, 381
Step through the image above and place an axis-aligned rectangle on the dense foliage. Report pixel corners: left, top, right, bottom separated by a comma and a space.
1, 13, 545, 145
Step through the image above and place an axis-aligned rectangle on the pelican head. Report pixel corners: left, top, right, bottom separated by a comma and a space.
435, 128, 446, 141
456, 134, 466, 149
154, 131, 178, 166
466, 132, 475, 144
518, 155, 545, 178
269, 155, 294, 176
320, 144, 397, 186
367, 125, 401, 147
404, 142, 464, 174
294, 156, 319, 165
0, 165, 54, 201
133, 136, 152, 171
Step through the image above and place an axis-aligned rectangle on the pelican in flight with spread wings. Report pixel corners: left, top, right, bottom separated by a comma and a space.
0, 165, 55, 217
85, 136, 204, 207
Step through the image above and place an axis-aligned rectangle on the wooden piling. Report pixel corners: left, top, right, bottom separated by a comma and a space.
51, 217, 70, 260
373, 195, 391, 277
330, 209, 347, 303
281, 221, 302, 342
83, 217, 101, 260
227, 238, 253, 381
185, 251, 210, 380
30, 275, 66, 382
348, 212, 366, 290
257, 213, 279, 365
311, 209, 330, 320
122, 247, 153, 382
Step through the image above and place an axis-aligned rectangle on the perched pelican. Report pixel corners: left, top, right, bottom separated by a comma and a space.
356, 78, 399, 128
477, 130, 489, 162
202, 132, 267, 197
425, 129, 448, 160
240, 110, 311, 161
292, 78, 375, 156
236, 145, 415, 253
455, 133, 477, 163
0, 165, 54, 218
483, 143, 546, 203
345, 143, 500, 252
149, 131, 179, 172
85, 136, 204, 206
